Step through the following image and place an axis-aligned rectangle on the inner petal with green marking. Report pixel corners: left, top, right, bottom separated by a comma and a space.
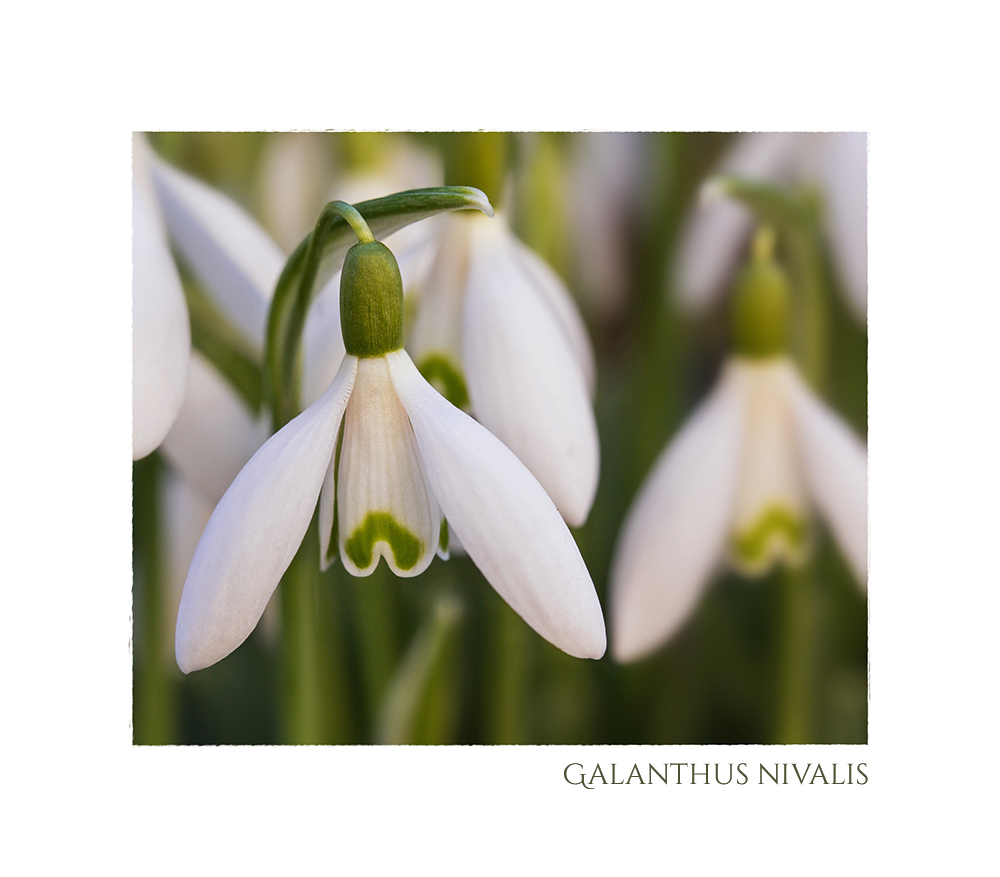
337, 356, 440, 577
418, 353, 469, 409
730, 504, 809, 576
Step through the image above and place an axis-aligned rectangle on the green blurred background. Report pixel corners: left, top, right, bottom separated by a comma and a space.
133, 132, 867, 745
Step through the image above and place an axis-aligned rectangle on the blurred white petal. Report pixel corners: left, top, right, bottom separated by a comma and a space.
132, 184, 190, 460
159, 352, 271, 505
462, 216, 599, 527
336, 357, 440, 577
175, 355, 357, 673
819, 132, 868, 319
569, 132, 649, 319
611, 368, 744, 662
386, 350, 606, 659
511, 231, 596, 396
727, 359, 810, 575
257, 133, 332, 252
147, 150, 284, 350
787, 367, 868, 586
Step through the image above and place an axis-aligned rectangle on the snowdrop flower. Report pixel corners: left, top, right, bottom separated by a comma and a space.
673, 132, 867, 319
613, 235, 867, 662
404, 210, 599, 527
176, 208, 607, 673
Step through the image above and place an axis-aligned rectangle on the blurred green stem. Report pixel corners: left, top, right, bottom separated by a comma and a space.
775, 565, 817, 744
487, 602, 532, 744
280, 518, 345, 744
133, 454, 177, 744
353, 566, 399, 733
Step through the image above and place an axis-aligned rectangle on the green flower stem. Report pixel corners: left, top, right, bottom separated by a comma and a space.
486, 600, 533, 744
351, 564, 400, 735
132, 454, 177, 745
280, 517, 348, 744
775, 564, 818, 744
710, 176, 829, 390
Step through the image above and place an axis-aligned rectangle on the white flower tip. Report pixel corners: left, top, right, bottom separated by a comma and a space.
699, 176, 730, 206
459, 186, 495, 219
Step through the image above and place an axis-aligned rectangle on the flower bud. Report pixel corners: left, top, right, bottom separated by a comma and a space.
731, 227, 790, 358
340, 241, 405, 357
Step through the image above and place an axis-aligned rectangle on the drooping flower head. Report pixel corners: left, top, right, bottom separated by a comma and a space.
175, 202, 607, 673
612, 229, 867, 662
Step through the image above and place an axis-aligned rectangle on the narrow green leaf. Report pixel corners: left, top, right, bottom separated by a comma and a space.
185, 281, 264, 413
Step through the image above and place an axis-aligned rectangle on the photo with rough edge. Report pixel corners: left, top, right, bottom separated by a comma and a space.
132, 131, 867, 745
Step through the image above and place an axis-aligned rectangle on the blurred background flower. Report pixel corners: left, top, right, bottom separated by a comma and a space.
133, 132, 867, 746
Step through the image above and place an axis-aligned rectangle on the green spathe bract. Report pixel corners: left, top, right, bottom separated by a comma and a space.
345, 511, 424, 572
341, 241, 405, 357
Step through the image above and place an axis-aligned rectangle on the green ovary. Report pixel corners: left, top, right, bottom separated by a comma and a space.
732, 505, 807, 571
344, 512, 424, 572
418, 354, 469, 409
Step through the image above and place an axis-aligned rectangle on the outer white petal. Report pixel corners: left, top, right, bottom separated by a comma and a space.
160, 352, 271, 505
672, 132, 807, 311
509, 227, 596, 396
818, 132, 868, 320
786, 368, 868, 587
386, 350, 606, 659
132, 184, 190, 460
462, 216, 599, 527
336, 357, 440, 578
146, 149, 284, 350
175, 355, 357, 673
610, 368, 744, 662
301, 272, 347, 408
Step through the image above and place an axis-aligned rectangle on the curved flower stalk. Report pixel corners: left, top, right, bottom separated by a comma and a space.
404, 210, 599, 528
673, 132, 867, 319
612, 238, 867, 662
176, 211, 607, 673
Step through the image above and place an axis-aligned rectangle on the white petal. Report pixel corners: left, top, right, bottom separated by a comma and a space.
509, 227, 596, 396
301, 271, 347, 409
159, 352, 271, 505
727, 358, 810, 575
818, 132, 868, 320
336, 357, 440, 577
147, 149, 285, 351
407, 214, 468, 371
672, 133, 807, 311
786, 367, 868, 586
132, 183, 190, 460
175, 355, 357, 673
386, 350, 606, 659
610, 368, 744, 662
462, 215, 599, 527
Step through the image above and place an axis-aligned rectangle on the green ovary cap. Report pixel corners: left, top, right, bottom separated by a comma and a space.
340, 241, 405, 357
344, 511, 423, 571
731, 229, 791, 358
